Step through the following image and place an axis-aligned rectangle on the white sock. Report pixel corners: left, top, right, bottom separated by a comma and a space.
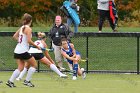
50, 64, 63, 76
25, 67, 36, 81
9, 69, 20, 82
18, 67, 27, 79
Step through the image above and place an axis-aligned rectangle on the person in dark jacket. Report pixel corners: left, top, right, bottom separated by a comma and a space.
48, 15, 73, 70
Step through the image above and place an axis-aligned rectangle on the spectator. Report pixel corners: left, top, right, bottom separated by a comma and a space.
67, 0, 80, 33
48, 15, 73, 71
97, 0, 117, 32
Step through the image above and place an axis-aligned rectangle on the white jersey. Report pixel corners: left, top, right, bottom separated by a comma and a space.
14, 25, 31, 54
28, 40, 44, 53
97, 0, 114, 10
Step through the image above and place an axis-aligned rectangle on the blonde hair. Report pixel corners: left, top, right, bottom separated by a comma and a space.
37, 32, 46, 39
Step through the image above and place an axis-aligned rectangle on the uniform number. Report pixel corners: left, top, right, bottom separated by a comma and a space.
19, 35, 23, 43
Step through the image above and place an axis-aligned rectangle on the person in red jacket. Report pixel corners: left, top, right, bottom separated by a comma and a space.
97, 0, 118, 32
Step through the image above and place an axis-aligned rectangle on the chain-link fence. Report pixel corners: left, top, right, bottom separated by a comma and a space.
0, 32, 140, 74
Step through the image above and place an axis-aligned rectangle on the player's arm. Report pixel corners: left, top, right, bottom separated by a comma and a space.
70, 43, 81, 61
42, 40, 55, 64
13, 28, 20, 41
61, 49, 77, 61
70, 43, 76, 58
25, 28, 41, 50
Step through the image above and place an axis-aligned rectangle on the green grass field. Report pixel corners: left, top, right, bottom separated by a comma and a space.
0, 72, 140, 93
0, 27, 140, 32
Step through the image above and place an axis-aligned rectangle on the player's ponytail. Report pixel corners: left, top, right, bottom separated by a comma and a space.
22, 13, 32, 32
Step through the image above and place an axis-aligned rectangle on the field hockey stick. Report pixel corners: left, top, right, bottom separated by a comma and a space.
64, 69, 74, 73
79, 59, 87, 62
79, 58, 88, 63
30, 46, 54, 52
41, 48, 54, 52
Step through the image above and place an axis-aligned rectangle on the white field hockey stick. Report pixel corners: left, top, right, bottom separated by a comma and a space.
79, 58, 88, 63
79, 59, 87, 62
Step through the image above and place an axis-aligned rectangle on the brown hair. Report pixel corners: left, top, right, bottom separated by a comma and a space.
22, 13, 32, 32
22, 13, 32, 25
60, 38, 68, 45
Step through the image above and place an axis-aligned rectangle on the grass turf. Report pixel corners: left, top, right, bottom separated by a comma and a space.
0, 72, 140, 93
0, 27, 140, 32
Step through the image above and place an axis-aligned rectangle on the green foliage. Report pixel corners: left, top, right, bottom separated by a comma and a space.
0, 0, 140, 26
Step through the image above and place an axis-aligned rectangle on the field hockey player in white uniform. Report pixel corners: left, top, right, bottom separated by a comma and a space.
6, 13, 41, 88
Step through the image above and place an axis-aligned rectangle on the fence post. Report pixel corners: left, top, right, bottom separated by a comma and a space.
137, 37, 139, 74
37, 61, 40, 72
86, 36, 89, 73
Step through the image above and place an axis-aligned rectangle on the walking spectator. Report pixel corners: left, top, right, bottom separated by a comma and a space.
97, 0, 117, 32
67, 0, 80, 33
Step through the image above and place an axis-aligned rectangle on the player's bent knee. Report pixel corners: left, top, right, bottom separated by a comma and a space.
27, 57, 37, 68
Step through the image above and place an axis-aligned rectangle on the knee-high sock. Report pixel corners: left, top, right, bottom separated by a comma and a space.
73, 64, 78, 77
25, 67, 36, 81
9, 69, 20, 82
50, 64, 63, 76
18, 67, 27, 79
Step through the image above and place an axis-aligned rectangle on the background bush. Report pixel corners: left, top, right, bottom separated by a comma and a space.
0, 0, 140, 27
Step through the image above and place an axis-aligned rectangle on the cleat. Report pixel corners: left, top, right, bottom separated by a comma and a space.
6, 80, 16, 88
16, 77, 22, 81
81, 68, 86, 79
23, 80, 35, 87
72, 76, 77, 80
60, 74, 68, 78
